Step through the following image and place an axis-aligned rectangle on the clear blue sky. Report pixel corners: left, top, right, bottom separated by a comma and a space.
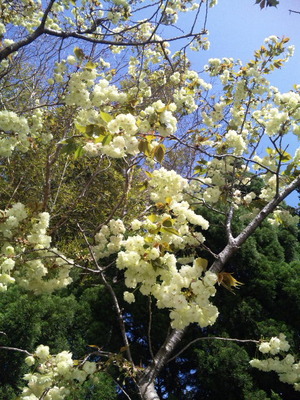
187, 0, 300, 206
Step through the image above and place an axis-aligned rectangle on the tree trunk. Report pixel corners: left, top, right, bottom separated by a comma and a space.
137, 328, 186, 400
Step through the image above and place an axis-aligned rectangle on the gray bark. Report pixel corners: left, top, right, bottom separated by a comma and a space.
210, 174, 300, 274
137, 329, 186, 400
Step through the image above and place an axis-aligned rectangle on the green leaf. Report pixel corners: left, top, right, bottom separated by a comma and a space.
93, 125, 106, 136
85, 125, 95, 137
148, 228, 160, 235
138, 140, 151, 156
75, 123, 87, 134
284, 163, 294, 176
162, 218, 173, 228
153, 144, 166, 163
160, 227, 180, 236
85, 61, 98, 70
74, 47, 85, 60
94, 135, 105, 143
74, 146, 84, 160
151, 258, 162, 271
100, 111, 113, 123
266, 147, 275, 155
268, 0, 279, 7
260, 0, 265, 9
194, 160, 207, 175
280, 150, 292, 162
138, 181, 148, 191
102, 134, 113, 146
148, 214, 158, 223
61, 138, 78, 154
145, 171, 153, 178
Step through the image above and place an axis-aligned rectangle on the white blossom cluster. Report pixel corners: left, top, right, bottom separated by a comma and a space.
0, 203, 73, 293
21, 345, 97, 400
65, 67, 98, 108
153, 260, 219, 329
258, 334, 290, 355
61, 61, 173, 157
194, 37, 299, 209
267, 209, 299, 227
0, 0, 43, 34
66, 53, 214, 159
0, 108, 51, 157
83, 119, 140, 159
224, 130, 247, 156
0, 110, 30, 156
118, 248, 218, 329
92, 168, 218, 329
173, 70, 212, 114
91, 169, 217, 329
139, 100, 178, 137
250, 334, 300, 392
191, 156, 258, 207
93, 219, 125, 260
149, 167, 188, 203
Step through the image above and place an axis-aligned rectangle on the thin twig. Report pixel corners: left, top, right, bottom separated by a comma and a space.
289, 9, 300, 15
77, 223, 134, 367
0, 346, 32, 356
147, 296, 155, 360
167, 336, 259, 363
6, 177, 24, 208
112, 377, 133, 400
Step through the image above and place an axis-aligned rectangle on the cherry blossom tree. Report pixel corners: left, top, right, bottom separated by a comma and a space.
0, 1, 299, 399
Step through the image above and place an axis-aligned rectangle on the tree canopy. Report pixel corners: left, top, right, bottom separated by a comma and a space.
0, 1, 299, 399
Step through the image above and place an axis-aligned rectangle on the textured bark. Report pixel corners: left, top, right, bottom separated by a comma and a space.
137, 328, 186, 400
210, 174, 300, 274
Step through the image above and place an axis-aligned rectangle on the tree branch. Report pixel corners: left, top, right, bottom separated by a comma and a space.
42, 28, 201, 48
0, 0, 56, 61
77, 224, 134, 367
0, 346, 32, 356
289, 9, 300, 15
210, 174, 300, 273
168, 336, 260, 363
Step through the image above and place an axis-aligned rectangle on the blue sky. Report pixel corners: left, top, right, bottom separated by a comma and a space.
204, 0, 300, 91
187, 1, 300, 206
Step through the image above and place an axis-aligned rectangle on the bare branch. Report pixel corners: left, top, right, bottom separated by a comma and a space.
42, 28, 202, 48
77, 223, 134, 367
0, 346, 32, 356
168, 336, 260, 363
289, 9, 300, 15
147, 296, 155, 361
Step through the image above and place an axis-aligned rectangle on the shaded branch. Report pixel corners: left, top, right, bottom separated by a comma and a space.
77, 224, 134, 367
0, 346, 32, 356
168, 336, 260, 363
